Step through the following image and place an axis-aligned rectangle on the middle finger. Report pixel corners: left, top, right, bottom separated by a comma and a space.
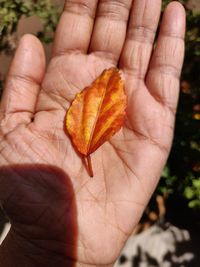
89, 0, 133, 64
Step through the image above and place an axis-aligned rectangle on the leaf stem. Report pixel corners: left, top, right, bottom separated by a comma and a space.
86, 155, 93, 178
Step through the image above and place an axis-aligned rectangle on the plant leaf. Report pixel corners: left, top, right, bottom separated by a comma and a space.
66, 68, 127, 159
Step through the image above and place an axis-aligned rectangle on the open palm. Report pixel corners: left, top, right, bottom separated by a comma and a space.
0, 1, 185, 266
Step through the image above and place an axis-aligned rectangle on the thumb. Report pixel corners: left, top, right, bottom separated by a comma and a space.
0, 34, 46, 134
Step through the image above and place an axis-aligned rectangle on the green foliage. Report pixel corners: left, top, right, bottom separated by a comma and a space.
0, 0, 60, 53
184, 175, 200, 208
157, 166, 178, 194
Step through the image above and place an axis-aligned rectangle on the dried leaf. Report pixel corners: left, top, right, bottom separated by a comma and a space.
66, 67, 127, 176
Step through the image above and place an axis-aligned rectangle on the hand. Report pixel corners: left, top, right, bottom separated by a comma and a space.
0, 0, 185, 266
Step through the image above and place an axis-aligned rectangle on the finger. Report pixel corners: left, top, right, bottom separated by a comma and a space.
0, 34, 45, 131
120, 0, 161, 79
89, 0, 132, 63
146, 2, 186, 112
53, 0, 98, 56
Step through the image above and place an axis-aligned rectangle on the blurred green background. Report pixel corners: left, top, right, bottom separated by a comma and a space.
0, 0, 200, 214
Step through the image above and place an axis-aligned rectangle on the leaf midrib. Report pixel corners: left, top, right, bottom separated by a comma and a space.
85, 73, 114, 155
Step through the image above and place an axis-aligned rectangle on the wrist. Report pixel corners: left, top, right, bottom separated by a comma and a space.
0, 231, 35, 267
0, 231, 114, 267
0, 231, 73, 267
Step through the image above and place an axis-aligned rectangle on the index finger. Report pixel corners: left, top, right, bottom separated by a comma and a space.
146, 2, 186, 113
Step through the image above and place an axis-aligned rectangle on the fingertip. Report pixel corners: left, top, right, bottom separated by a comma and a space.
166, 1, 186, 11
165, 1, 186, 18
162, 1, 186, 38
20, 33, 46, 61
11, 34, 46, 83
19, 33, 41, 44
18, 34, 44, 56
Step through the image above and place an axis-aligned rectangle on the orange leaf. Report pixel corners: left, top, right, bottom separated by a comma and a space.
66, 68, 127, 176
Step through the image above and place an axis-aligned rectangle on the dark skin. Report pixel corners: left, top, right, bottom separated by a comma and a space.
0, 0, 185, 266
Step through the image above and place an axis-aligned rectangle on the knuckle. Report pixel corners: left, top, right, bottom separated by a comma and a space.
64, 0, 96, 18
97, 0, 130, 21
151, 63, 181, 79
127, 25, 156, 44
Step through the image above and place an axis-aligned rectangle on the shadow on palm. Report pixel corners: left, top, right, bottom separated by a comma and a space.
0, 164, 77, 266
